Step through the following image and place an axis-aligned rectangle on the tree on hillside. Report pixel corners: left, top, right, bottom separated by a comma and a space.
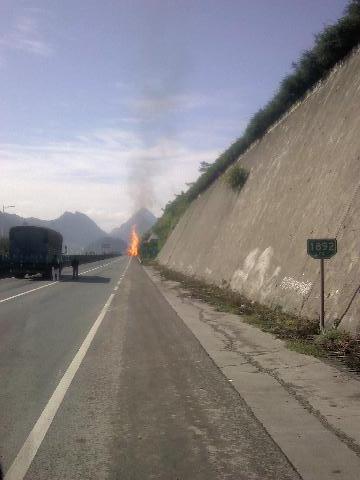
199, 161, 212, 173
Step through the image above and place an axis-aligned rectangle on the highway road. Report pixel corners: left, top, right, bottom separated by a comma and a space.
0, 257, 300, 479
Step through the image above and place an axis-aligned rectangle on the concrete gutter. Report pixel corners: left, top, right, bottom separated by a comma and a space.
145, 266, 360, 480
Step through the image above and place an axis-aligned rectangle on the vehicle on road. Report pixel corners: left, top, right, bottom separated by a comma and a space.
9, 226, 63, 279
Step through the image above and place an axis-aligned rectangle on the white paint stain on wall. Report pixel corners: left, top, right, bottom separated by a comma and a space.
231, 248, 259, 286
186, 265, 194, 275
261, 266, 282, 299
280, 276, 312, 296
254, 247, 274, 289
230, 247, 281, 300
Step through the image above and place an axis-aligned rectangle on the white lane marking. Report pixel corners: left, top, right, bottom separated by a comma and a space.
113, 286, 119, 291
0, 259, 120, 305
4, 257, 132, 480
0, 282, 58, 304
81, 261, 112, 274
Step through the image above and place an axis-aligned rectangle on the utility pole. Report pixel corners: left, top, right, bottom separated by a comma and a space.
1, 205, 15, 239
2, 205, 15, 213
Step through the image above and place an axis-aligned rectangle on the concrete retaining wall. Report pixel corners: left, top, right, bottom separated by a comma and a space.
158, 48, 360, 333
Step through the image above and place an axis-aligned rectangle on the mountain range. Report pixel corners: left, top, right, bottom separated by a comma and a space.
0, 208, 157, 253
110, 208, 157, 242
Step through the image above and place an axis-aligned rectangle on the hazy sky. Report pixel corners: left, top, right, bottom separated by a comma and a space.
0, 0, 348, 231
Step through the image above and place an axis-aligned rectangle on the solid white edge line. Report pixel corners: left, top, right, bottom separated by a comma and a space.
4, 257, 131, 480
0, 258, 121, 305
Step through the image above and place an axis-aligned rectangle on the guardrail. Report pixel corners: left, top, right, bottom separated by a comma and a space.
61, 254, 120, 266
0, 253, 122, 278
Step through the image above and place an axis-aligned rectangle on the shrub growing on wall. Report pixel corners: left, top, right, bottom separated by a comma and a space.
225, 165, 249, 192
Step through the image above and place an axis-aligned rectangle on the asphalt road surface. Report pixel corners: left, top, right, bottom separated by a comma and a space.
0, 257, 300, 479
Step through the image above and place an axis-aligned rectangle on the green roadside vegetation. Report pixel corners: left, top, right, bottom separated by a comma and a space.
153, 263, 360, 372
150, 1, 360, 249
140, 236, 159, 260
0, 237, 9, 256
0, 237, 10, 277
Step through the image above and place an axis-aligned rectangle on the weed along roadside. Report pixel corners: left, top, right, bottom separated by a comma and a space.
150, 262, 360, 373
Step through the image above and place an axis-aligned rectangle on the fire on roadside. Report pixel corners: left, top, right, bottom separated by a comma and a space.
127, 225, 140, 256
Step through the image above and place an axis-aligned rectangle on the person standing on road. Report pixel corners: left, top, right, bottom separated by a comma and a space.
71, 256, 79, 280
51, 256, 60, 281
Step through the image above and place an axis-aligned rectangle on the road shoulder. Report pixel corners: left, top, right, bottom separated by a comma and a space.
145, 266, 360, 480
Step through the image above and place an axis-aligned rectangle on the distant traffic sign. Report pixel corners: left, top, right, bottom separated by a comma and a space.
307, 239, 337, 260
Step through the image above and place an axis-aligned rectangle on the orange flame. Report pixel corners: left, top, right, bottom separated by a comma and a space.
127, 225, 140, 256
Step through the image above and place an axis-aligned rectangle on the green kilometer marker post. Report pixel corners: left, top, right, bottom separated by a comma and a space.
307, 239, 337, 331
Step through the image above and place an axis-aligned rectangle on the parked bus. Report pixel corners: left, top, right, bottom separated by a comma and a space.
9, 226, 63, 279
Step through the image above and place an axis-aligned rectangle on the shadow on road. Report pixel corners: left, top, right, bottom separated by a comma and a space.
15, 274, 111, 284
0, 462, 3, 479
59, 275, 111, 284
0, 273, 11, 280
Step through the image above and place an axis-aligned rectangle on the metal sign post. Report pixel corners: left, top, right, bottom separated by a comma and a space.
307, 239, 337, 331
320, 258, 325, 330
